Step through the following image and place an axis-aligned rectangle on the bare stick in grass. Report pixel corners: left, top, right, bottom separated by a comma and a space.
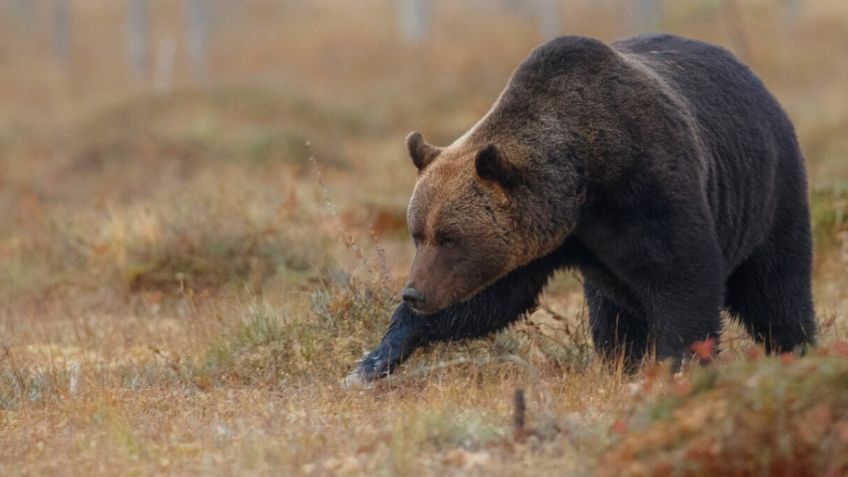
514, 388, 527, 442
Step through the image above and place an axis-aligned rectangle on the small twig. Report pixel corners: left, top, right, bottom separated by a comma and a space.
382, 354, 538, 384
368, 226, 391, 292
538, 304, 587, 345
513, 388, 527, 441
149, 346, 202, 392
1, 346, 29, 400
309, 146, 382, 285
384, 357, 473, 382
721, 0, 751, 61
0, 345, 10, 365
539, 304, 569, 322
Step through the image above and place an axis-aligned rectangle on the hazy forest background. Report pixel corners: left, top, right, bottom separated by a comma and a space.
1, 1, 848, 475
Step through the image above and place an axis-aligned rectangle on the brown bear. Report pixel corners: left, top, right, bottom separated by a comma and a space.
346, 34, 816, 384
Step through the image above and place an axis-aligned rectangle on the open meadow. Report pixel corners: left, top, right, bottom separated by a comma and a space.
1, 1, 848, 475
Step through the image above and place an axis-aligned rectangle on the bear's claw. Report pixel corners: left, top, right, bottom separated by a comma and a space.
341, 350, 391, 389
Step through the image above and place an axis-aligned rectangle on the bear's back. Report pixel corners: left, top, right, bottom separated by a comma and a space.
506, 34, 806, 273
612, 34, 805, 272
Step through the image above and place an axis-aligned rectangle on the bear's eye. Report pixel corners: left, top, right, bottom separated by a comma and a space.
437, 234, 458, 247
411, 232, 424, 246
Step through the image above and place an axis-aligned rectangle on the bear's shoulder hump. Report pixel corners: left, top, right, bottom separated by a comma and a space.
517, 36, 619, 80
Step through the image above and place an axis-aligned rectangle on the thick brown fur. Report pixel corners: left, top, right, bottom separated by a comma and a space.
348, 34, 816, 384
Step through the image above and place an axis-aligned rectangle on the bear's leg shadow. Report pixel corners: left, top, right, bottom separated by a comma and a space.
348, 251, 563, 383
724, 217, 816, 353
584, 282, 649, 370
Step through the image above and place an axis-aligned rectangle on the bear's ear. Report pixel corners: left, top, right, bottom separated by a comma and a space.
406, 131, 442, 171
475, 144, 521, 188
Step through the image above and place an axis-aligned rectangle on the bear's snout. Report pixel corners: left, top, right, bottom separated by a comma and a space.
401, 286, 426, 309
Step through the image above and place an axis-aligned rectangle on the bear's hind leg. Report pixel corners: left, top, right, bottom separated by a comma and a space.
585, 282, 649, 371
724, 230, 816, 353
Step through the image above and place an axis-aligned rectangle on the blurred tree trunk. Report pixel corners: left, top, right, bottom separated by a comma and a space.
126, 0, 151, 83
185, 0, 210, 83
721, 0, 750, 61
11, 0, 35, 27
784, 0, 800, 27
51, 0, 71, 69
399, 0, 431, 43
637, 0, 661, 32
536, 0, 562, 40
154, 36, 177, 93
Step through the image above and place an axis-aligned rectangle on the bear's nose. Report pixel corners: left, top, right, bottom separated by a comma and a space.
402, 287, 426, 308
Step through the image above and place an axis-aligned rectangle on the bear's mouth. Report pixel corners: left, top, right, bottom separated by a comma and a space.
407, 301, 444, 316
403, 289, 460, 316
407, 280, 497, 316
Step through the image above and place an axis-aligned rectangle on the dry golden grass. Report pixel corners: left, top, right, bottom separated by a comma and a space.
1, 1, 848, 475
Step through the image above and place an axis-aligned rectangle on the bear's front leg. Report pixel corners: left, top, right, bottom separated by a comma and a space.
345, 248, 566, 386
645, 231, 725, 364
635, 239, 725, 366
650, 294, 723, 366
343, 302, 426, 386
578, 200, 726, 367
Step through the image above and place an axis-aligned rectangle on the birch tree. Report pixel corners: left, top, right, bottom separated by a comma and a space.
51, 0, 71, 69
399, 0, 431, 43
185, 0, 210, 83
536, 0, 562, 40
126, 0, 151, 82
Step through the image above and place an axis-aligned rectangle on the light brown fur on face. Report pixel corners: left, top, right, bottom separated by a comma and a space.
404, 141, 528, 314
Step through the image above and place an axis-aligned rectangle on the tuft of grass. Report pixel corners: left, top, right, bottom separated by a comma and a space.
66, 86, 354, 172
121, 228, 304, 293
37, 170, 327, 295
189, 270, 394, 387
194, 305, 306, 387
388, 409, 505, 474
811, 184, 848, 254
90, 405, 145, 460
0, 363, 69, 411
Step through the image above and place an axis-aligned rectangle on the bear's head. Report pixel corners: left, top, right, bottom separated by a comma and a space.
401, 131, 583, 315
397, 36, 654, 315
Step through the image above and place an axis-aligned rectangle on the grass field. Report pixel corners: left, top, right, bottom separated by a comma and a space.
1, 1, 848, 475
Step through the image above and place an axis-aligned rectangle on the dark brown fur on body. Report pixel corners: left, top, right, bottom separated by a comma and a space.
347, 34, 816, 384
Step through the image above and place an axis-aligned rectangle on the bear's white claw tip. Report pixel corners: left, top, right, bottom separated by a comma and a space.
341, 371, 370, 390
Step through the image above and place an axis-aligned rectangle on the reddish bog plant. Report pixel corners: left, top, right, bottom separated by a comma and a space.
599, 343, 848, 477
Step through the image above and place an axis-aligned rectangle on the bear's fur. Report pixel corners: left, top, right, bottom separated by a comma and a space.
347, 34, 816, 383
